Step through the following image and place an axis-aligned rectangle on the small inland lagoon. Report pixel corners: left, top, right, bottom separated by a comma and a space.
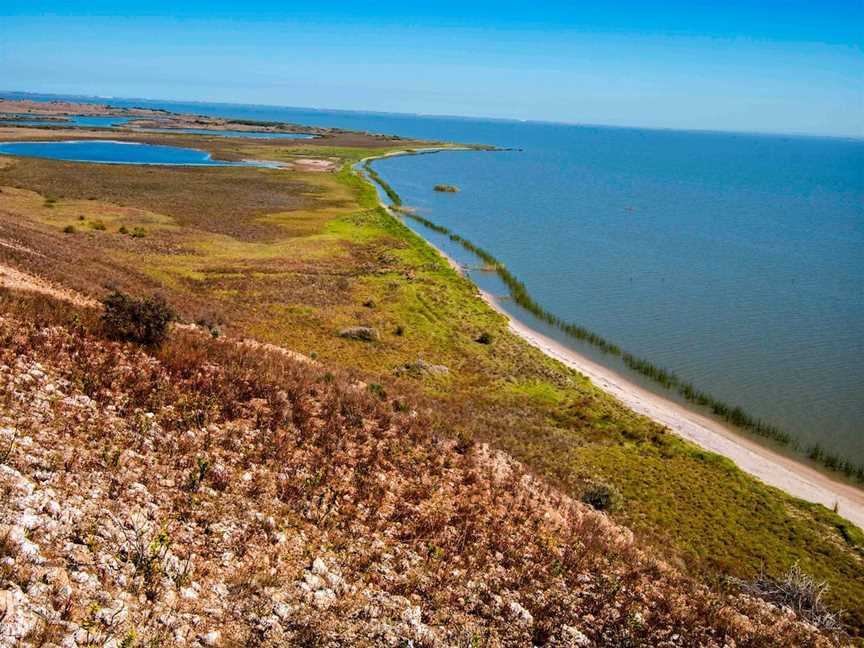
1, 114, 136, 128
0, 140, 279, 167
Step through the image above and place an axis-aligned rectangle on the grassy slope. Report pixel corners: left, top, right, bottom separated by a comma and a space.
0, 292, 844, 646
0, 138, 862, 634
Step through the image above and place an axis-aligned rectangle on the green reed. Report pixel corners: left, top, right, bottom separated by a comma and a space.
362, 161, 864, 484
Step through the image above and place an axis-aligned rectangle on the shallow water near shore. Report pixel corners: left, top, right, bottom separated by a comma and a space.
5, 92, 863, 463
371, 134, 864, 464
0, 140, 277, 167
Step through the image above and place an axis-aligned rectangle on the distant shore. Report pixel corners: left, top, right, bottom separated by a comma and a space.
362, 152, 864, 529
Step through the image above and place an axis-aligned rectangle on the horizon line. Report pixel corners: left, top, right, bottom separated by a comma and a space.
3, 89, 863, 142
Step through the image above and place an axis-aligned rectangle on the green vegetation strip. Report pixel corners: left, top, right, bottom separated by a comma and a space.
363, 161, 401, 206
363, 160, 864, 484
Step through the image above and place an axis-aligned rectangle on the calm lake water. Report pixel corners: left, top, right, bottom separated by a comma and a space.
0, 115, 136, 128
1, 113, 316, 139
4, 92, 863, 462
0, 140, 276, 167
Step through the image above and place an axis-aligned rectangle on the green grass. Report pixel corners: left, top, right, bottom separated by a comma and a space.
377, 177, 861, 481
1, 137, 862, 636
351, 158, 864, 632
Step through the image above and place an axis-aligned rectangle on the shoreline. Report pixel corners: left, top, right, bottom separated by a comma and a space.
361, 154, 864, 529
484, 291, 864, 528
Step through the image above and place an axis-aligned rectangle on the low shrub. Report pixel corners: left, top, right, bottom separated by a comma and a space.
90, 220, 106, 231
476, 332, 493, 345
100, 290, 176, 347
368, 383, 387, 400
195, 314, 222, 338
62, 225, 76, 234
580, 480, 623, 512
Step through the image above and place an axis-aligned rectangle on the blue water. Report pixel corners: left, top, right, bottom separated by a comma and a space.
66, 115, 135, 128
1, 114, 136, 128
374, 131, 864, 462
4, 92, 862, 461
133, 127, 316, 139
1, 113, 312, 138
0, 140, 276, 167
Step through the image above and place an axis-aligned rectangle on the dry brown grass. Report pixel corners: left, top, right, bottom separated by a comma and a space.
0, 158, 322, 241
0, 288, 850, 646
0, 127, 861, 638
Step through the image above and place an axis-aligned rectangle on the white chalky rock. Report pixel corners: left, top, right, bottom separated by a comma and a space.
18, 512, 41, 530
509, 600, 533, 626
273, 602, 293, 621
201, 630, 221, 645
303, 573, 325, 590
71, 571, 91, 584
561, 625, 592, 647
313, 588, 336, 609
0, 588, 39, 644
311, 557, 329, 576
181, 586, 199, 600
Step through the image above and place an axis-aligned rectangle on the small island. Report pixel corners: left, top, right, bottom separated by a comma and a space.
434, 183, 460, 193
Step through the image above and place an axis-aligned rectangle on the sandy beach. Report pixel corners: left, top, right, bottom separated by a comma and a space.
481, 290, 864, 528
366, 161, 864, 529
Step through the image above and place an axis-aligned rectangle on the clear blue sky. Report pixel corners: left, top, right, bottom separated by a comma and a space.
2, 1, 862, 136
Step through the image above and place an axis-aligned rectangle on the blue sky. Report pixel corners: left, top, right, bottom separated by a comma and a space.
2, 1, 862, 136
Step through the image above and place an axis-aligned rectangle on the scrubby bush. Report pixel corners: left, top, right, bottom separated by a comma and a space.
368, 383, 387, 400
195, 314, 222, 338
130, 227, 147, 238
476, 332, 493, 345
62, 225, 76, 234
118, 225, 128, 235
100, 290, 176, 347
90, 219, 106, 231
737, 564, 841, 631
455, 429, 474, 454
580, 480, 623, 512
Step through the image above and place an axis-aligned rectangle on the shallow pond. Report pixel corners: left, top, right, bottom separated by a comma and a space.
1, 114, 136, 128
1, 114, 315, 138
0, 140, 278, 167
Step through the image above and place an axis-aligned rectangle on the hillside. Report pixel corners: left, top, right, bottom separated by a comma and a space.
0, 288, 850, 647
0, 107, 862, 644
